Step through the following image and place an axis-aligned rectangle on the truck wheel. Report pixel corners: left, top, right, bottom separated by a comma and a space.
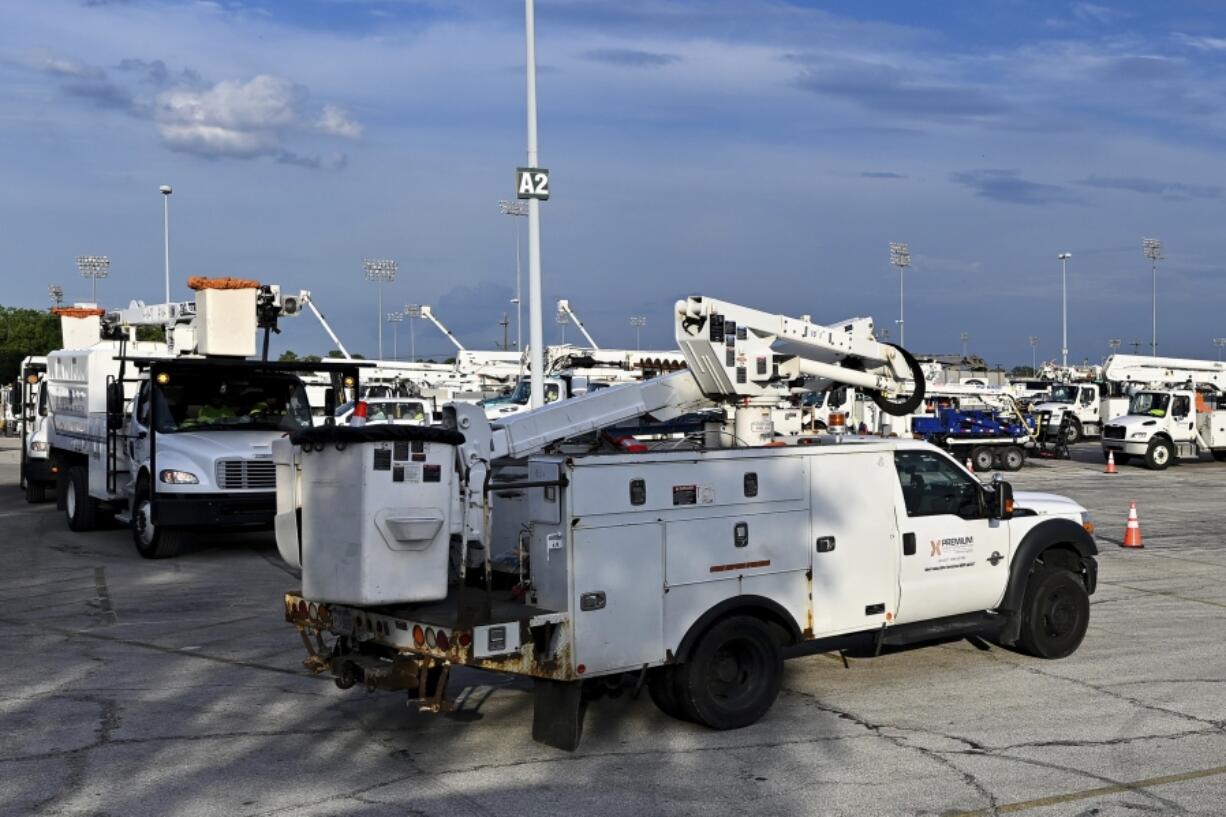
1001, 446, 1025, 472
65, 466, 97, 532
1016, 567, 1089, 659
1064, 417, 1082, 444
132, 477, 186, 559
971, 447, 995, 473
1212, 451, 1226, 463
647, 667, 691, 722
1144, 439, 1173, 471
674, 616, 782, 731
25, 479, 48, 503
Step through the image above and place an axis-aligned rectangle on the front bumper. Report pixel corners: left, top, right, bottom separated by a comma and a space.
1102, 440, 1149, 456
153, 491, 276, 527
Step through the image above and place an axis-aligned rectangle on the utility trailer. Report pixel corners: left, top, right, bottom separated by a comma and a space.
278, 296, 1097, 750
910, 393, 1035, 472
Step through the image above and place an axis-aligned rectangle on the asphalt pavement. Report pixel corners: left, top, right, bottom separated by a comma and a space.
1, 437, 1224, 817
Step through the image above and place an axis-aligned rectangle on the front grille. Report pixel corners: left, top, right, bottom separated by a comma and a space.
215, 459, 276, 490
1103, 425, 1126, 440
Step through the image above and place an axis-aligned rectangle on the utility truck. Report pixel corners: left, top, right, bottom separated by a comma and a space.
276, 296, 1097, 750
46, 281, 363, 558
1100, 355, 1226, 470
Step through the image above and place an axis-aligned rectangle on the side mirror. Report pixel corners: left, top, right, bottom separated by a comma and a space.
322, 387, 336, 426
8, 386, 20, 415
989, 474, 1014, 520
106, 382, 125, 431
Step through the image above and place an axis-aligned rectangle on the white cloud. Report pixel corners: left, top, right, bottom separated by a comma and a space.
1174, 34, 1226, 53
316, 104, 362, 138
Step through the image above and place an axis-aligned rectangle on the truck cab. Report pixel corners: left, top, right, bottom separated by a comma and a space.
14, 357, 53, 502
481, 374, 607, 419
1101, 388, 1226, 469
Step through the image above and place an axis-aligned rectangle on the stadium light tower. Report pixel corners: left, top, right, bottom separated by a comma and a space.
499, 199, 529, 353
959, 331, 969, 358
403, 304, 421, 362
1028, 335, 1039, 373
555, 305, 569, 344
76, 255, 110, 304
1143, 238, 1162, 357
363, 258, 398, 359
48, 284, 64, 308
1057, 252, 1071, 367
630, 315, 646, 350
889, 242, 911, 346
386, 311, 404, 360
1215, 338, 1226, 361
159, 185, 173, 302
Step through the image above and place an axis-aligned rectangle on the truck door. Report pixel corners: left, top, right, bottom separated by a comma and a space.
808, 452, 900, 635
1170, 393, 1195, 442
892, 449, 1011, 624
1079, 386, 1098, 424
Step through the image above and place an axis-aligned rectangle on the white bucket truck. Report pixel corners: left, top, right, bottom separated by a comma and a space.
1100, 355, 1226, 470
46, 280, 364, 558
276, 296, 1097, 750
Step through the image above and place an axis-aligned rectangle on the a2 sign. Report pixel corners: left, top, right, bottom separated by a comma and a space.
516, 167, 550, 200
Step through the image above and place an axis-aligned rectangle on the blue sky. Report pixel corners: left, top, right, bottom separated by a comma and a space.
3, 0, 1226, 365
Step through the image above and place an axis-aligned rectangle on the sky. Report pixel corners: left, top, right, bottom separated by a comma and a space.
4, 0, 1226, 367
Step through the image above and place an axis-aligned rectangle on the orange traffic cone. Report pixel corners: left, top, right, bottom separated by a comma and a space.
966, 457, 974, 473
1105, 450, 1118, 474
1122, 501, 1143, 548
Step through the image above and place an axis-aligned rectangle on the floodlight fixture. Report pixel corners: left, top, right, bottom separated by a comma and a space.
76, 255, 110, 303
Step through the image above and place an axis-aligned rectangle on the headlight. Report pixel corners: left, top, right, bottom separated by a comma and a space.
31, 441, 48, 452
1130, 432, 1148, 439
1080, 511, 1096, 535
159, 469, 199, 484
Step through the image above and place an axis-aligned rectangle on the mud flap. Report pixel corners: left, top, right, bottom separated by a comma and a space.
532, 679, 584, 751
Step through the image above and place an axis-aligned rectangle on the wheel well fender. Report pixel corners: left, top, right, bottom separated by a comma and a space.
672, 595, 803, 663
1150, 433, 1173, 446
1000, 518, 1097, 614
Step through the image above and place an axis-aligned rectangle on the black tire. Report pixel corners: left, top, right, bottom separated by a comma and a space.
132, 476, 186, 559
1064, 417, 1082, 444
1212, 450, 1226, 462
971, 447, 995, 473
1144, 438, 1173, 471
647, 666, 690, 722
1016, 567, 1090, 659
1001, 445, 1025, 472
25, 479, 48, 503
674, 616, 783, 730
65, 466, 97, 532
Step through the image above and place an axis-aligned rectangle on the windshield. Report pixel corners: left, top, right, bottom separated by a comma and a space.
153, 371, 312, 433
484, 379, 561, 406
335, 400, 427, 423
1128, 392, 1170, 417
1047, 384, 1077, 403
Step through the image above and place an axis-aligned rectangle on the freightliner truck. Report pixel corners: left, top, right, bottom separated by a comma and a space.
275, 296, 1098, 750
46, 280, 363, 558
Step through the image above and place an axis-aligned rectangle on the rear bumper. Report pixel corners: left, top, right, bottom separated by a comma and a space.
154, 491, 276, 527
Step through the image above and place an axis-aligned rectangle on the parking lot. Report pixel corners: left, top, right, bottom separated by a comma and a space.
1, 436, 1224, 817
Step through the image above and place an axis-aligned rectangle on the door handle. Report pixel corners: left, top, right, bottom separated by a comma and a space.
816, 536, 835, 553
903, 532, 916, 556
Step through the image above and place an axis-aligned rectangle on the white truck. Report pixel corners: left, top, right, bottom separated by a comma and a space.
12, 355, 53, 502
275, 295, 1097, 750
46, 283, 365, 558
1099, 355, 1226, 470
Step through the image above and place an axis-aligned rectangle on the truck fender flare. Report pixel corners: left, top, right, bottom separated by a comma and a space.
999, 518, 1098, 615
672, 594, 802, 663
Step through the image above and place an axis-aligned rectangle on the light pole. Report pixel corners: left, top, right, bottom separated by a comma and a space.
522, 0, 546, 408
160, 185, 172, 303
1108, 338, 1122, 355
959, 331, 969, 359
1215, 338, 1226, 361
1143, 238, 1162, 357
499, 200, 528, 354
48, 284, 64, 308
1028, 336, 1039, 373
556, 307, 569, 344
404, 304, 421, 362
889, 242, 911, 346
363, 258, 397, 359
386, 312, 404, 360
1057, 252, 1071, 367
76, 255, 110, 304
630, 316, 646, 351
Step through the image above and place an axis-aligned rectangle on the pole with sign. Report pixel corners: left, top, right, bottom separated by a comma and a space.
522, 0, 547, 409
